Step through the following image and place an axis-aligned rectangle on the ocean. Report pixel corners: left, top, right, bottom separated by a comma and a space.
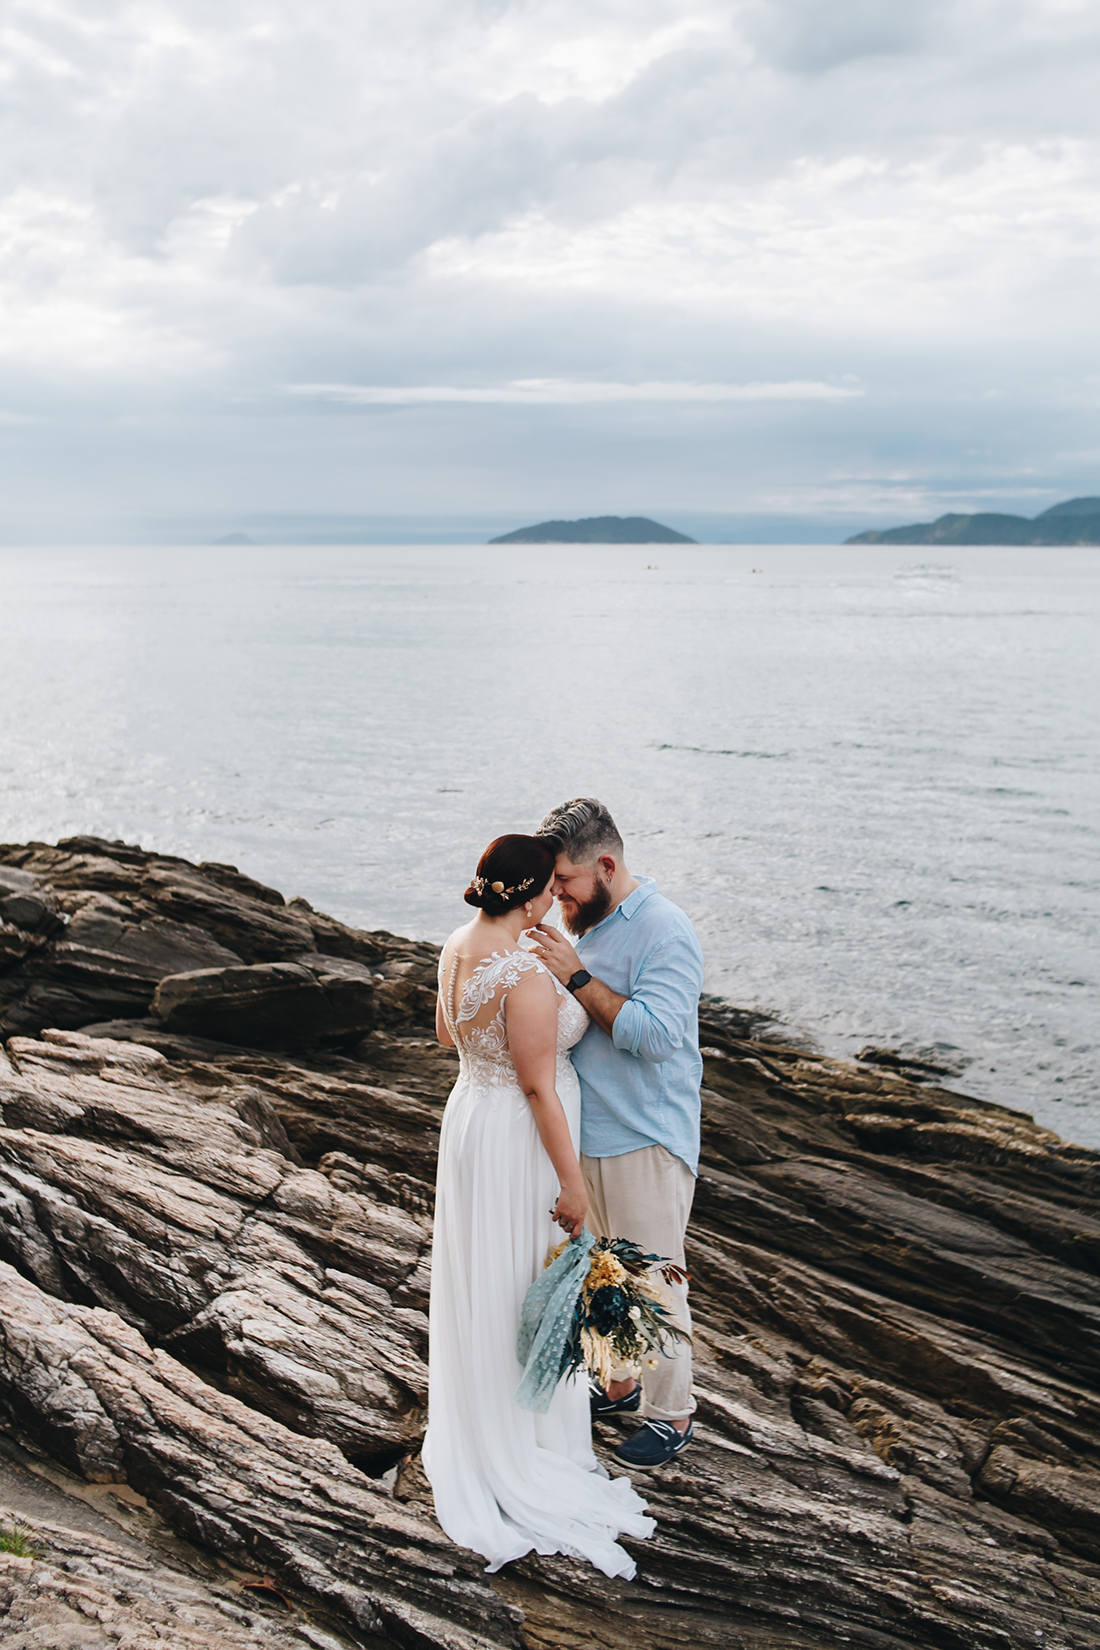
1, 542, 1096, 1144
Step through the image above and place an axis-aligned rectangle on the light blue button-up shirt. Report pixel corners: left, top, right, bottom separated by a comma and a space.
571, 877, 704, 1175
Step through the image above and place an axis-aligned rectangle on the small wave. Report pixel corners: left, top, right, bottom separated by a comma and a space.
894, 563, 962, 583
654, 743, 790, 759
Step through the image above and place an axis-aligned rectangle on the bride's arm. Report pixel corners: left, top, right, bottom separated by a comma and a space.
507, 972, 588, 1239
435, 951, 455, 1046
435, 993, 455, 1046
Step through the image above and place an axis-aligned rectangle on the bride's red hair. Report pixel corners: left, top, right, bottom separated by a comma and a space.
464, 835, 556, 916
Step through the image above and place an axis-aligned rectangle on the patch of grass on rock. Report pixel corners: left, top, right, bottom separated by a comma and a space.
0, 1518, 43, 1558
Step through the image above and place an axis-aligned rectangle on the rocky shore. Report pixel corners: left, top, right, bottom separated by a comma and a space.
1, 837, 1099, 1649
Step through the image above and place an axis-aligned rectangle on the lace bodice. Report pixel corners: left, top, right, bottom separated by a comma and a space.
439, 945, 589, 1088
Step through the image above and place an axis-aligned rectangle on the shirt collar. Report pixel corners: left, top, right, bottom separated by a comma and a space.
617, 876, 657, 920
574, 877, 657, 946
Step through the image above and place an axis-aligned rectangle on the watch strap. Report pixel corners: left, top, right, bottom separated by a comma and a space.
565, 969, 592, 995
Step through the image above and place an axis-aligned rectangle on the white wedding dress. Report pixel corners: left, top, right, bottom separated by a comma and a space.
423, 944, 654, 1577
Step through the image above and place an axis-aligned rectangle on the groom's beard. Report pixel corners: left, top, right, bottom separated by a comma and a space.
560, 879, 613, 937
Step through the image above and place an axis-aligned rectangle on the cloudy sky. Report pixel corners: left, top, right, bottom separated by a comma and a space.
3, 0, 1099, 541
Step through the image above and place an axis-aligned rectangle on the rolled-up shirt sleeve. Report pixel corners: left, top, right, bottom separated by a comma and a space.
610, 931, 704, 1063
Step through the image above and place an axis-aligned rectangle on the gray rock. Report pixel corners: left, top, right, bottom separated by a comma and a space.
0, 841, 393, 1037
0, 867, 41, 896
153, 957, 376, 1047
0, 1437, 364, 1650
0, 893, 62, 935
0, 1031, 427, 1461
1, 838, 1100, 1650
0, 1262, 519, 1650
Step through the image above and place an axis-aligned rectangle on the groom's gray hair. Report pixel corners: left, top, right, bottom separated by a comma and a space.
535, 798, 624, 864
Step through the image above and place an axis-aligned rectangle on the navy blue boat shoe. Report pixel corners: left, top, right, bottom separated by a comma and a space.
589, 1381, 642, 1418
613, 1419, 694, 1466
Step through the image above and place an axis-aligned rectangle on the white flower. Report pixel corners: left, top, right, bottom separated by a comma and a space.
628, 1306, 641, 1320
646, 1357, 659, 1368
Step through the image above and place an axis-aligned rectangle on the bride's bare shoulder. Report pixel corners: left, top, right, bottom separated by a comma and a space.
440, 919, 478, 956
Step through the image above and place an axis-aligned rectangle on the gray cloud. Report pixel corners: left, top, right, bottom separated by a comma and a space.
286, 378, 862, 404
743, 0, 943, 73
1, 0, 1098, 537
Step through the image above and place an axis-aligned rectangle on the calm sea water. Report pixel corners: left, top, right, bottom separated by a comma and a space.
0, 543, 1096, 1144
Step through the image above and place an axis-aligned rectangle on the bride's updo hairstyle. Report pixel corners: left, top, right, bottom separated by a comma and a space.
464, 835, 556, 917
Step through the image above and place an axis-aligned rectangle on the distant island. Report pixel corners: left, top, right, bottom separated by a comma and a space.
847, 496, 1100, 546
489, 515, 696, 544
213, 532, 255, 545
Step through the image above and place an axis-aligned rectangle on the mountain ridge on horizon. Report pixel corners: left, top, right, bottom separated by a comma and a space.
489, 514, 696, 544
847, 495, 1100, 546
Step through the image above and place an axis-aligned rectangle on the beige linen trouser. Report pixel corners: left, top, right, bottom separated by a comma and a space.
580, 1144, 696, 1423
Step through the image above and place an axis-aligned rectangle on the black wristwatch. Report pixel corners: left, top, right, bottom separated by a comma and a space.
565, 969, 592, 995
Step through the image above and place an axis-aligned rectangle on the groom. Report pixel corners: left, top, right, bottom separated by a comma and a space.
531, 798, 704, 1467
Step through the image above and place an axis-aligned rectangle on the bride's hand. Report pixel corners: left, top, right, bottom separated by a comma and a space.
552, 1179, 587, 1240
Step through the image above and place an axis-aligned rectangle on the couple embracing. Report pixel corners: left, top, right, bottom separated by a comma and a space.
424, 798, 704, 1579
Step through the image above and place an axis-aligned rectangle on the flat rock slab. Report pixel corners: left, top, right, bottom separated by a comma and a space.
154, 958, 378, 1047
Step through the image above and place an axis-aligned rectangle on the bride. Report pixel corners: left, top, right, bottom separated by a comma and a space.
423, 833, 654, 1577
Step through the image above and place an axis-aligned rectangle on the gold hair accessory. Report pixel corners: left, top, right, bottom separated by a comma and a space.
471, 875, 535, 898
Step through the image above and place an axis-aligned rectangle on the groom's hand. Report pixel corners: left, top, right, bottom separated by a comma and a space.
531, 925, 629, 1038
529, 924, 582, 984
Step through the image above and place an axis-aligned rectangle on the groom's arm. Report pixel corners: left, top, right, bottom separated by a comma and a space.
528, 925, 626, 1037
568, 974, 626, 1040
607, 934, 703, 1062
530, 925, 702, 1058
